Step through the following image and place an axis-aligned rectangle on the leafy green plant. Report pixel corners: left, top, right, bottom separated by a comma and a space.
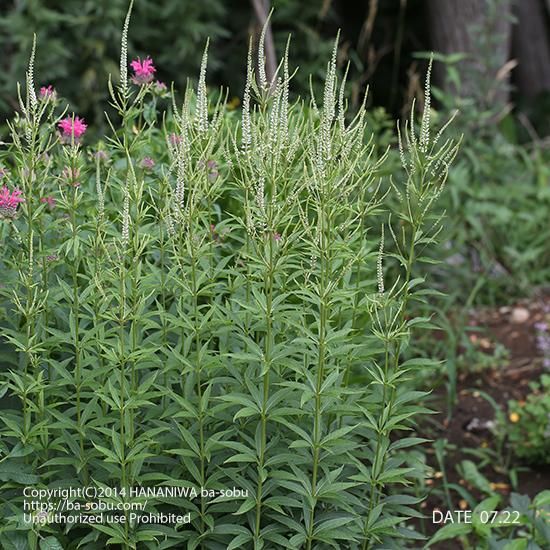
458, 338, 509, 374
506, 374, 550, 466
0, 4, 458, 549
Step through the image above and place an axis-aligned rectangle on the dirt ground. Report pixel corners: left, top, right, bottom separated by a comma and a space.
419, 296, 550, 548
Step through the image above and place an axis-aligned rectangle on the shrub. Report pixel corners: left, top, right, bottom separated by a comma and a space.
0, 5, 457, 549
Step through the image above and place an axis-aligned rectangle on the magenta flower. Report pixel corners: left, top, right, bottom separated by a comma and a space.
153, 80, 167, 93
273, 232, 282, 242
58, 115, 87, 141
130, 56, 156, 85
141, 157, 155, 170
40, 196, 56, 209
40, 85, 56, 101
0, 185, 25, 218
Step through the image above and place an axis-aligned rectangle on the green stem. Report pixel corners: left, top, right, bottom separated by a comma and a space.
69, 180, 87, 481
363, 226, 416, 550
118, 260, 130, 548
306, 196, 330, 550
254, 232, 274, 544
191, 249, 207, 540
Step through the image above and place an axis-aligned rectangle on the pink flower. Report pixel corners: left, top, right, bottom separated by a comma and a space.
141, 157, 155, 170
273, 232, 282, 242
130, 56, 156, 85
58, 115, 87, 141
40, 196, 56, 209
40, 85, 56, 101
0, 186, 25, 218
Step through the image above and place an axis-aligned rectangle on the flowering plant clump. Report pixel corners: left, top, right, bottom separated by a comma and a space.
58, 114, 87, 140
130, 55, 156, 84
0, 185, 24, 218
0, 6, 459, 550
507, 374, 550, 465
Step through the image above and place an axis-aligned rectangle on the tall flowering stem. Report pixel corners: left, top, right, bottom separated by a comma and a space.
362, 66, 459, 549
4, 35, 49, 449
60, 140, 89, 481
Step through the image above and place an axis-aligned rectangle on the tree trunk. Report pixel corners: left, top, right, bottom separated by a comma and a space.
251, 0, 277, 88
426, 0, 513, 106
512, 0, 550, 98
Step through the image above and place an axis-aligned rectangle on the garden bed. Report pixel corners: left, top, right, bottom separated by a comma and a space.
420, 295, 550, 546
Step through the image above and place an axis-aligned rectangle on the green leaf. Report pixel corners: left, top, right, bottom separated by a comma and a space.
534, 490, 550, 507
502, 540, 528, 550
427, 523, 471, 546
461, 460, 493, 494
0, 461, 39, 484
39, 537, 64, 550
0, 532, 29, 550
227, 533, 252, 550
233, 498, 256, 515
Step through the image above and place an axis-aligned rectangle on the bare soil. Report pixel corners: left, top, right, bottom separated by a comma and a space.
418, 296, 550, 548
